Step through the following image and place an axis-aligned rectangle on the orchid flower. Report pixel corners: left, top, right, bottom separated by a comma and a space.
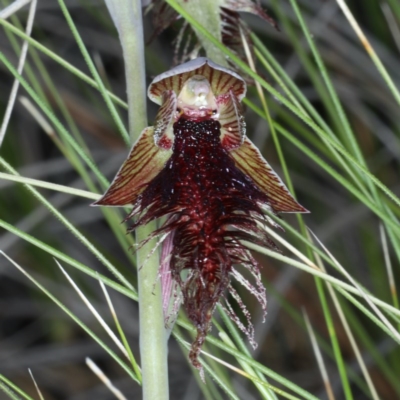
146, 0, 278, 68
95, 58, 307, 371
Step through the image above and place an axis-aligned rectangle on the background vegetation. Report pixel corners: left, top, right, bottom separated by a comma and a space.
0, 0, 399, 399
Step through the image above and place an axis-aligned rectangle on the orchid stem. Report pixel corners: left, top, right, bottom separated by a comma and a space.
136, 225, 169, 400
105, 0, 169, 398
175, 0, 228, 66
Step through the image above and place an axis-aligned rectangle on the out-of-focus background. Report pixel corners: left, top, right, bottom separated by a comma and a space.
0, 0, 399, 399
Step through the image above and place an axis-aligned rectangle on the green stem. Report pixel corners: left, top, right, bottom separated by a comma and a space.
136, 226, 169, 399
386, 0, 400, 22
105, 0, 147, 141
58, 0, 130, 145
106, 0, 169, 398
175, 0, 228, 66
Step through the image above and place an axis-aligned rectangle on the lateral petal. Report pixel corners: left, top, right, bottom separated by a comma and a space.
154, 90, 176, 149
219, 90, 245, 150
94, 127, 172, 206
230, 137, 308, 213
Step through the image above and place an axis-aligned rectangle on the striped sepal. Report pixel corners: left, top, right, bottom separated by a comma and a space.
94, 127, 172, 206
219, 90, 245, 150
230, 137, 308, 213
149, 58, 246, 105
154, 90, 176, 149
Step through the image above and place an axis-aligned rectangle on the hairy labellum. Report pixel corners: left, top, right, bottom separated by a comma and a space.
95, 58, 307, 371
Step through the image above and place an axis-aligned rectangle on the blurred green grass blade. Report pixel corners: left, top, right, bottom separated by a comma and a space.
173, 335, 240, 400
267, 271, 400, 381
380, 225, 400, 315
250, 40, 371, 198
263, 280, 376, 397
0, 217, 137, 298
263, 279, 338, 357
250, 34, 355, 393
217, 323, 278, 400
341, 299, 400, 395
100, 280, 142, 382
248, 70, 354, 396
1, 252, 140, 384
244, 242, 400, 323
175, 320, 320, 400
263, 213, 340, 272
0, 158, 132, 289
0, 377, 31, 400
383, 215, 400, 275
3, 10, 47, 104
57, 0, 130, 145
253, 46, 307, 116
217, 332, 303, 400
273, 123, 400, 237
314, 230, 400, 343
336, 284, 399, 342
270, 0, 375, 196
208, 339, 305, 399
316, 280, 353, 399
273, 0, 370, 193
0, 17, 128, 110
255, 52, 400, 270
386, 0, 400, 22
0, 50, 109, 188
207, 318, 245, 391
288, 1, 400, 284
172, 327, 223, 400
240, 30, 295, 210
198, 336, 235, 394
250, 34, 334, 139
336, 0, 400, 108
288, 0, 367, 173
243, 96, 329, 160
203, 359, 237, 399
1, 58, 135, 266
323, 276, 394, 400
0, 171, 99, 200
303, 310, 335, 400
16, 98, 99, 195
104, 0, 148, 142
216, 310, 278, 400
7, 10, 93, 156
249, 224, 399, 325
269, 0, 342, 136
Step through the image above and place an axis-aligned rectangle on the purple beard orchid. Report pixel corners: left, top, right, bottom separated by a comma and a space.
95, 58, 307, 371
